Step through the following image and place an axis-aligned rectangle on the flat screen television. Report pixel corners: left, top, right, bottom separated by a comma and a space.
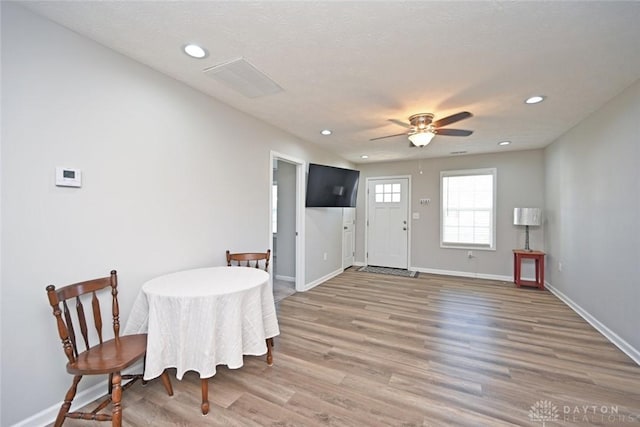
305, 163, 360, 208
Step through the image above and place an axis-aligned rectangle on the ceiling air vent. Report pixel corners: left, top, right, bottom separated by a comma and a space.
203, 57, 283, 98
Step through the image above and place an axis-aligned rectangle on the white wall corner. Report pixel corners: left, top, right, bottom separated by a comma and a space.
300, 268, 343, 292
545, 281, 640, 366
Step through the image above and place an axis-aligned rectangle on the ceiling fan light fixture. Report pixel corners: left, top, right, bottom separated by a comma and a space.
369, 111, 472, 145
408, 130, 435, 147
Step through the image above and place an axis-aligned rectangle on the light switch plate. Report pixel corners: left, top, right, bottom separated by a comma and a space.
56, 167, 82, 188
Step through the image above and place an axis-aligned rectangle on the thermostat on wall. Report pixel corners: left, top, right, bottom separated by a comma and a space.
56, 167, 82, 188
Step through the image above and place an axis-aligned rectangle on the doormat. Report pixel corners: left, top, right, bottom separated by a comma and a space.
357, 266, 418, 278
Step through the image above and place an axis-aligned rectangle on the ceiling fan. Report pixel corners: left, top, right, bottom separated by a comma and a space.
370, 111, 473, 147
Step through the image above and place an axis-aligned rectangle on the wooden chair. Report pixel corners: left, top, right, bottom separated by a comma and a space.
226, 249, 271, 271
46, 270, 173, 427
225, 249, 274, 365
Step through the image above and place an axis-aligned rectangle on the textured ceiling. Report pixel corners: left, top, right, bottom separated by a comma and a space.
21, 1, 640, 164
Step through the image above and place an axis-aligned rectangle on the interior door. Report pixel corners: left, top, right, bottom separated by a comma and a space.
367, 178, 409, 269
342, 208, 355, 269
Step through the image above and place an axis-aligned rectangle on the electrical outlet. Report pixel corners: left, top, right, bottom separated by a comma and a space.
558, 262, 563, 272
323, 252, 327, 261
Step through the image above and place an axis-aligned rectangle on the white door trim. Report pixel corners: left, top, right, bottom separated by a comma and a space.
342, 208, 356, 269
364, 175, 411, 268
270, 151, 306, 292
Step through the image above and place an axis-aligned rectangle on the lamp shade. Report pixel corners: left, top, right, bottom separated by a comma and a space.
513, 208, 541, 226
408, 131, 435, 147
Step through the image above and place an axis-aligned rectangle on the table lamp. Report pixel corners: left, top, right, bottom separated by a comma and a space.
514, 208, 541, 251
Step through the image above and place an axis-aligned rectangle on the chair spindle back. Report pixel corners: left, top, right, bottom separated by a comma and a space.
226, 250, 271, 272
46, 270, 120, 365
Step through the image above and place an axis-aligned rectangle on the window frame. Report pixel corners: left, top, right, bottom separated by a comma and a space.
440, 168, 497, 251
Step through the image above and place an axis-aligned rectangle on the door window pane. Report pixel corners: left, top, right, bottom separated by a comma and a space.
375, 182, 402, 204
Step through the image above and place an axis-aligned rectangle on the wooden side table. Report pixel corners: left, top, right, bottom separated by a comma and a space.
513, 250, 545, 289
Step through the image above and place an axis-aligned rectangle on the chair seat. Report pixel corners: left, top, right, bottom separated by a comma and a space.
67, 334, 147, 375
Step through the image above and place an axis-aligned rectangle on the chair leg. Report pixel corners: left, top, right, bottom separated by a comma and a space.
160, 369, 174, 396
141, 355, 148, 386
266, 337, 274, 366
111, 372, 122, 427
201, 378, 209, 415
54, 375, 82, 427
108, 372, 113, 394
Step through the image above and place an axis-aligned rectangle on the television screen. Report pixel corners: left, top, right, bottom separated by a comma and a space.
305, 163, 360, 208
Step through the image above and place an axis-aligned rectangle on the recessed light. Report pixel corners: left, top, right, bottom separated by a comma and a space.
183, 44, 208, 59
498, 141, 511, 146
361, 155, 369, 159
320, 129, 332, 136
525, 95, 545, 104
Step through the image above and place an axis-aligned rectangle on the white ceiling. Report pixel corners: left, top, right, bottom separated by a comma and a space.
21, 1, 640, 164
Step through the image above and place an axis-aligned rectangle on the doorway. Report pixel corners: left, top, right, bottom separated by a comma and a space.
270, 152, 305, 294
366, 177, 410, 269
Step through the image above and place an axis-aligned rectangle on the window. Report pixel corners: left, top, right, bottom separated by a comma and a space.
440, 168, 496, 250
375, 183, 401, 203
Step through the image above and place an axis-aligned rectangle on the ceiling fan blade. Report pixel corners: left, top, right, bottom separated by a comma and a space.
435, 129, 473, 137
388, 119, 411, 128
432, 111, 472, 128
370, 132, 407, 141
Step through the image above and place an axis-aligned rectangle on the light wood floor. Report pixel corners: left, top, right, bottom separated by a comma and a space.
273, 278, 296, 303
56, 270, 640, 426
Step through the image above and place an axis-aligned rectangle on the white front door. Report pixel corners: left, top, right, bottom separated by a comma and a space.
367, 178, 409, 269
342, 208, 355, 269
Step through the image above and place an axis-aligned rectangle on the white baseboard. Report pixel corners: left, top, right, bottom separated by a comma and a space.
545, 281, 640, 366
299, 268, 343, 292
12, 362, 145, 427
12, 381, 106, 427
412, 266, 513, 283
275, 274, 295, 282
352, 261, 366, 267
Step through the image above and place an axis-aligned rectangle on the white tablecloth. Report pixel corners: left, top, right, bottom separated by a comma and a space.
123, 267, 280, 380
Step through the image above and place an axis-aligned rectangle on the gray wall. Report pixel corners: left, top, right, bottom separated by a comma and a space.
306, 207, 345, 282
0, 4, 349, 425
355, 150, 545, 278
544, 78, 640, 355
